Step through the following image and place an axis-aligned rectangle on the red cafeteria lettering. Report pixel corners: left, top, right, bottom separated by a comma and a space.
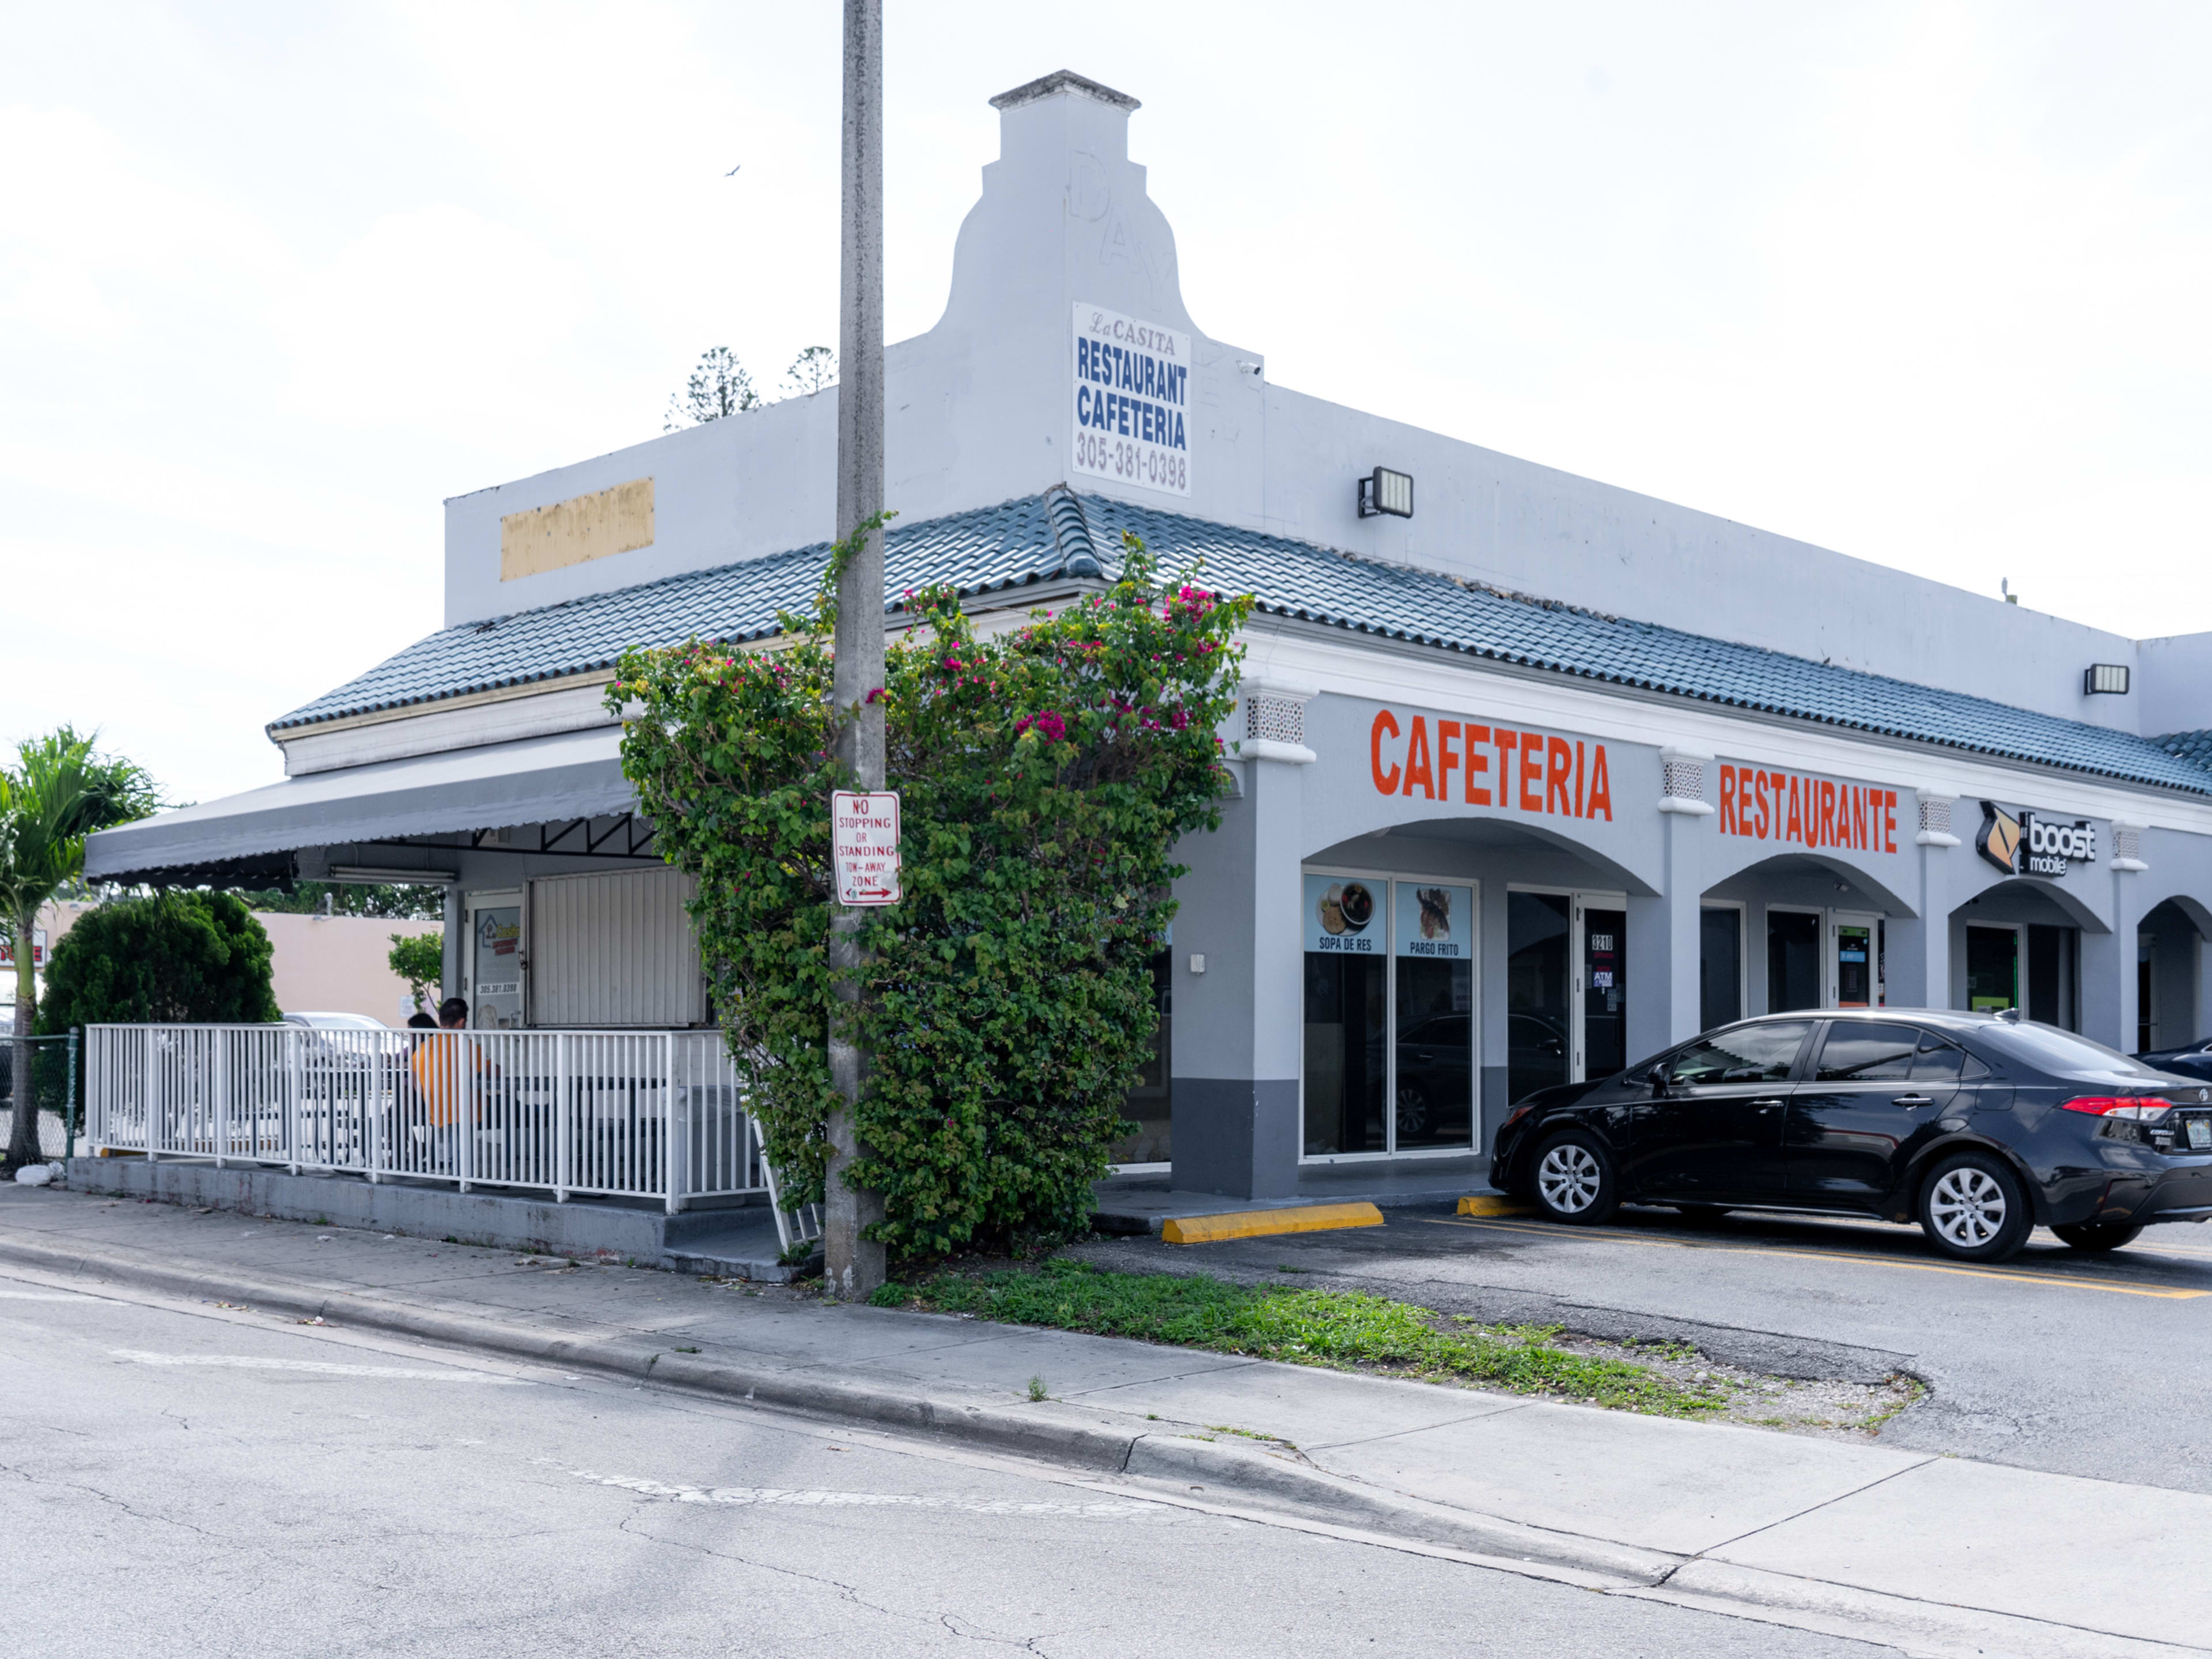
1370, 710, 1611, 821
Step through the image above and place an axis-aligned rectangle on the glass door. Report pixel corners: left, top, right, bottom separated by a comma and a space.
1700, 906, 1744, 1030
1576, 899, 1628, 1080
462, 890, 525, 1029
1831, 912, 1882, 1008
1966, 923, 2021, 1012
1506, 892, 1571, 1101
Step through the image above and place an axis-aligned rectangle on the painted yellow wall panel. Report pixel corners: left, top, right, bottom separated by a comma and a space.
500, 478, 655, 581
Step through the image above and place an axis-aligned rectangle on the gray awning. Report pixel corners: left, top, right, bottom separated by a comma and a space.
85, 728, 636, 884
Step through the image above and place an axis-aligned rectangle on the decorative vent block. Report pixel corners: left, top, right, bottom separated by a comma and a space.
1247, 694, 1305, 747
1918, 797, 1953, 836
2116, 825, 2143, 862
1661, 757, 1705, 801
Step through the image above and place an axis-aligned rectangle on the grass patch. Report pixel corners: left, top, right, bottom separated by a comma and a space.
874, 1262, 1726, 1418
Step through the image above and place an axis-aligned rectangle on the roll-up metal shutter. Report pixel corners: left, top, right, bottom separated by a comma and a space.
528, 867, 705, 1028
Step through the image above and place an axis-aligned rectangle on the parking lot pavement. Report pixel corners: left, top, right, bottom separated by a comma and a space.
0, 1264, 1893, 1659
1073, 1201, 2212, 1494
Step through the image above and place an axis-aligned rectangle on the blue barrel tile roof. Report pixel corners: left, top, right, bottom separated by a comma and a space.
271, 491, 2212, 797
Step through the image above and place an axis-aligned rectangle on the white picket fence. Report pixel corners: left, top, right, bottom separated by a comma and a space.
84, 1024, 772, 1216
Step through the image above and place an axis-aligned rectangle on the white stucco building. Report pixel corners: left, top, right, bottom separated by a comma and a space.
90, 70, 2212, 1203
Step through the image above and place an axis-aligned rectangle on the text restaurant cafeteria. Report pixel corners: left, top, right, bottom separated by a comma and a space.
81, 70, 2212, 1204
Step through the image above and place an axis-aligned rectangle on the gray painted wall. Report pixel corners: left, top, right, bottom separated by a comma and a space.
1166, 675, 2212, 1195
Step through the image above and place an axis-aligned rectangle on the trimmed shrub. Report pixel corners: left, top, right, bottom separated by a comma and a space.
38, 891, 280, 1033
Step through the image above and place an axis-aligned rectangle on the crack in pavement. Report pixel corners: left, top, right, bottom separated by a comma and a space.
612, 1502, 941, 1636
0, 1459, 231, 1543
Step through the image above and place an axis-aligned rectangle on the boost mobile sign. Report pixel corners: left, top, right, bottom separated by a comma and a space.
1976, 801, 2096, 879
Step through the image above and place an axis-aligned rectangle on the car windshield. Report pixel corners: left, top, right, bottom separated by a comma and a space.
1973, 1020, 2167, 1080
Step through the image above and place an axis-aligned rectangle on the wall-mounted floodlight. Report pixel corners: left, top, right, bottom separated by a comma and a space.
2084, 663, 2130, 696
1358, 467, 1414, 520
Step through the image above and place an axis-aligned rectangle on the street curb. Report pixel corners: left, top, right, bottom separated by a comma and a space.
0, 1226, 1672, 1584
3, 1226, 2196, 1655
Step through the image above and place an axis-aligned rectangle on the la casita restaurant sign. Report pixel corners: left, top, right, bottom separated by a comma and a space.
1071, 303, 1191, 498
1369, 709, 1614, 820
1976, 801, 2096, 879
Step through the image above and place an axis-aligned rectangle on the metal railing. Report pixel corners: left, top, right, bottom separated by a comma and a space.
84, 1024, 779, 1215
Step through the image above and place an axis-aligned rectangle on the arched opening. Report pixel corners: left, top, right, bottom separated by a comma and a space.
2138, 895, 2212, 1053
1297, 816, 1650, 1164
1702, 852, 1921, 1021
1950, 877, 2104, 1029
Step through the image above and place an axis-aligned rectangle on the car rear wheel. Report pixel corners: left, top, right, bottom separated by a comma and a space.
1530, 1131, 1619, 1226
2052, 1222, 2143, 1252
1918, 1152, 2032, 1263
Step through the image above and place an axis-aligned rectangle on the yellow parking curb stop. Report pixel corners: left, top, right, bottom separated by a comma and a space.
1457, 1194, 1532, 1217
1161, 1202, 1385, 1244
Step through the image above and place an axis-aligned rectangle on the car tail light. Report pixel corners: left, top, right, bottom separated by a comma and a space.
1502, 1103, 1535, 1130
2062, 1096, 2169, 1120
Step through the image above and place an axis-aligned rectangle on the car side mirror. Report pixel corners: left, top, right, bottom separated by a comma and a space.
1645, 1063, 1669, 1094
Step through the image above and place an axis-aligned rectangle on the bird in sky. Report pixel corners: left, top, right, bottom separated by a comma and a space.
725, 164, 741, 176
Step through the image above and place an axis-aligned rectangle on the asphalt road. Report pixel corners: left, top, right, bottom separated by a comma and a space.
1079, 1202, 2212, 1493
0, 1268, 1893, 1659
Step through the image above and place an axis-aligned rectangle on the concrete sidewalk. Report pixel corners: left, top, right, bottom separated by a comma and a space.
0, 1184, 2203, 1659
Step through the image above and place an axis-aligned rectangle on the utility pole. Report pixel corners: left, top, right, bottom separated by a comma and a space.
825, 0, 887, 1300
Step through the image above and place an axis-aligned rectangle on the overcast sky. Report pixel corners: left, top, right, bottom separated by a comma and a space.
5, 2, 2207, 806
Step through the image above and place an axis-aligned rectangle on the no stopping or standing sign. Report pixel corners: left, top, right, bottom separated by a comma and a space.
832, 790, 902, 906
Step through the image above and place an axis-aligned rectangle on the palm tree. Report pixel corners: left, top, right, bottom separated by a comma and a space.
0, 729, 158, 1169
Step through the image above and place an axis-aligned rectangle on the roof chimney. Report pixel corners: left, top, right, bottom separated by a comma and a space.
988, 70, 1140, 114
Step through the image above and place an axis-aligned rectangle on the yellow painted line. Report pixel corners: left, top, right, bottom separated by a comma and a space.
1419, 1217, 2212, 1300
1162, 1202, 1385, 1245
1457, 1194, 1533, 1218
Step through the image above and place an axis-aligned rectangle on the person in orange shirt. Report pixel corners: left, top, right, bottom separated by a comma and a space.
410, 997, 482, 1173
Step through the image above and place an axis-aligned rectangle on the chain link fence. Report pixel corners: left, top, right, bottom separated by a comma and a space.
0, 1033, 81, 1162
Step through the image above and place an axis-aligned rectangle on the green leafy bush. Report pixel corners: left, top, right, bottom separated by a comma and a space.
39, 892, 279, 1032
612, 536, 1250, 1259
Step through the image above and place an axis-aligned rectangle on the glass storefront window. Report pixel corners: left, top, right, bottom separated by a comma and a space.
2028, 923, 2077, 1031
1302, 873, 1479, 1157
1507, 892, 1571, 1102
1109, 950, 1173, 1164
1768, 910, 1821, 1013
1303, 874, 1387, 1155
1394, 881, 1474, 1150
1699, 907, 1743, 1030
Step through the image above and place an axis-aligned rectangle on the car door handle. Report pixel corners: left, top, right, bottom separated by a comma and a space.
1749, 1097, 1785, 1110
1891, 1094, 1934, 1107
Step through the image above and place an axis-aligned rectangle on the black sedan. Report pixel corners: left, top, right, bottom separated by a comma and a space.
2138, 1037, 2212, 1085
1491, 1010, 2212, 1263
